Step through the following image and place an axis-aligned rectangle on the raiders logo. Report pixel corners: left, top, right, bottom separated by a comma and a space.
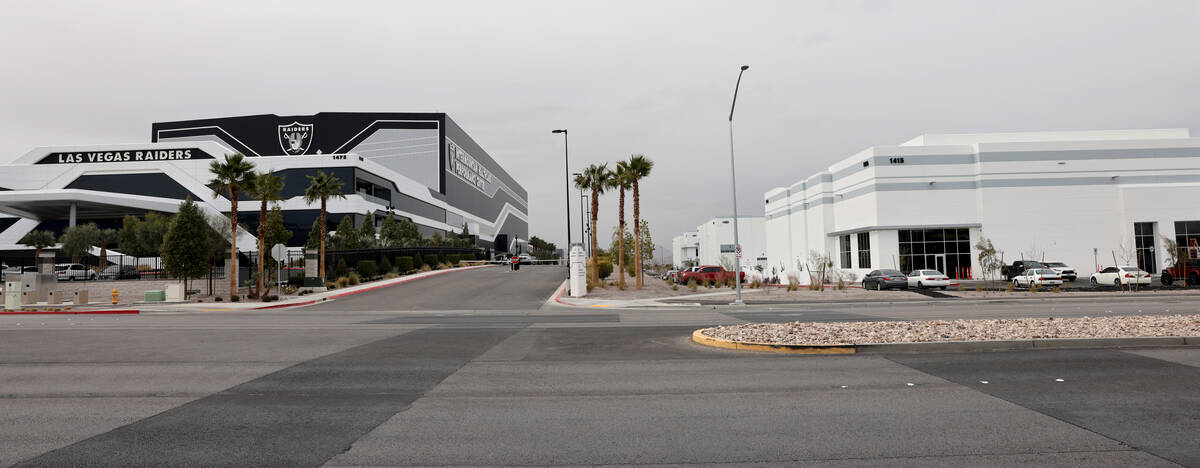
278, 121, 314, 155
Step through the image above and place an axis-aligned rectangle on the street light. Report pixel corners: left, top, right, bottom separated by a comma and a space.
728, 65, 749, 306
552, 130, 571, 254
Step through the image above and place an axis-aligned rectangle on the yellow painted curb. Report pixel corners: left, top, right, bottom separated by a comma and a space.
691, 329, 856, 355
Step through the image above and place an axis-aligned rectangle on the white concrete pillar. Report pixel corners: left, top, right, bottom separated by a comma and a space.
69, 202, 77, 227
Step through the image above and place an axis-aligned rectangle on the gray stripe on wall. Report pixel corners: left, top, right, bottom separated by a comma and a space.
981, 147, 1200, 163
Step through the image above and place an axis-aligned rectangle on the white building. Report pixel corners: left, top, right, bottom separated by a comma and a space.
764, 128, 1200, 282
671, 216, 765, 270
671, 231, 699, 268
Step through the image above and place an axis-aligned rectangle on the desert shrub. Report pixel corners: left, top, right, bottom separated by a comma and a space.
384, 272, 399, 279
618, 282, 626, 290
597, 258, 613, 279
215, 296, 223, 302
702, 278, 712, 288
687, 279, 698, 291
672, 283, 679, 291
1005, 282, 1015, 293
348, 272, 360, 285
379, 256, 393, 274
1052, 286, 1061, 293
436, 262, 451, 270
975, 285, 983, 292
396, 256, 414, 272
446, 254, 461, 266
808, 279, 822, 291
749, 278, 762, 289
334, 258, 348, 279
957, 284, 965, 291
356, 260, 377, 278
231, 295, 240, 302
336, 276, 351, 288
1030, 283, 1040, 293
420, 264, 432, 272
835, 278, 846, 290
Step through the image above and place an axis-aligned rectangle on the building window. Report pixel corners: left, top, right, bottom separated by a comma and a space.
839, 235, 851, 269
1134, 222, 1156, 273
1175, 221, 1200, 261
898, 228, 971, 278
857, 232, 871, 269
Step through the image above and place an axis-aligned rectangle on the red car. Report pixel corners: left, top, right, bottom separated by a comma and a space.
677, 265, 744, 284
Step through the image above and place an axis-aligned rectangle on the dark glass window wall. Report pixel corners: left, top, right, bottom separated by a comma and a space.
857, 232, 871, 269
839, 235, 851, 269
899, 228, 971, 278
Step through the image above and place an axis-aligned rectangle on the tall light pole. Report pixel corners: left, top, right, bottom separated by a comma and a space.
552, 130, 571, 255
728, 65, 749, 306
574, 172, 586, 256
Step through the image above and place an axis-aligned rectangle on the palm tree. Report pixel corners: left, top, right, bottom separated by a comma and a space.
625, 154, 654, 288
97, 228, 118, 268
19, 230, 57, 264
248, 170, 285, 297
608, 161, 632, 289
574, 163, 612, 285
303, 171, 346, 281
208, 153, 256, 301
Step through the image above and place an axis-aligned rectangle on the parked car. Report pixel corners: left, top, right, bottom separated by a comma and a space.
1041, 262, 1077, 282
55, 263, 97, 281
1159, 258, 1200, 286
907, 269, 950, 289
99, 264, 140, 280
1001, 260, 1043, 280
1089, 266, 1151, 287
3, 265, 38, 275
661, 269, 678, 281
863, 269, 908, 290
672, 266, 700, 282
518, 253, 533, 265
1012, 268, 1063, 288
677, 265, 744, 284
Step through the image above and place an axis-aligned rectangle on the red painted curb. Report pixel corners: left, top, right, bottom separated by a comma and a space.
553, 280, 577, 306
0, 309, 139, 315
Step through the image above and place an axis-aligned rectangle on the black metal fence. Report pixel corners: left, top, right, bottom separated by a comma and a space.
2, 246, 489, 290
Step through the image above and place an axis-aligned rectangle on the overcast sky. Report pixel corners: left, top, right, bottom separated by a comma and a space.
3, 0, 1198, 259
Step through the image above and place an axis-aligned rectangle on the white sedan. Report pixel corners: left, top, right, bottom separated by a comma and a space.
1089, 266, 1151, 287
907, 270, 950, 289
1012, 268, 1063, 288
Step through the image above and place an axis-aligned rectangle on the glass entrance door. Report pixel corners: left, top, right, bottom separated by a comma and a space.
926, 254, 945, 273
1134, 222, 1156, 273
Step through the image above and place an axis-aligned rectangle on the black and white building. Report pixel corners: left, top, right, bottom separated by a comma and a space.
0, 112, 529, 256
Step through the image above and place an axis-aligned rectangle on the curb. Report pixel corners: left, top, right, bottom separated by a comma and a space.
0, 309, 139, 315
326, 265, 494, 299
691, 329, 856, 354
691, 328, 1200, 355
233, 265, 497, 310
253, 299, 316, 310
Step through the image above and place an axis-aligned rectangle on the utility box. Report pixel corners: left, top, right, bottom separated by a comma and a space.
48, 290, 64, 305
4, 274, 20, 310
165, 284, 184, 301
73, 290, 89, 305
144, 290, 165, 302
569, 243, 587, 298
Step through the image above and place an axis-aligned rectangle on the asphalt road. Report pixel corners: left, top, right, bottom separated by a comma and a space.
1, 264, 1198, 467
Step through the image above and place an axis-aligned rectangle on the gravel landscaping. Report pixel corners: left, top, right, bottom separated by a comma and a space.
702, 314, 1200, 346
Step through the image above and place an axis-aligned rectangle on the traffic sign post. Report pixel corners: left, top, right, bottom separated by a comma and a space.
270, 244, 287, 290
